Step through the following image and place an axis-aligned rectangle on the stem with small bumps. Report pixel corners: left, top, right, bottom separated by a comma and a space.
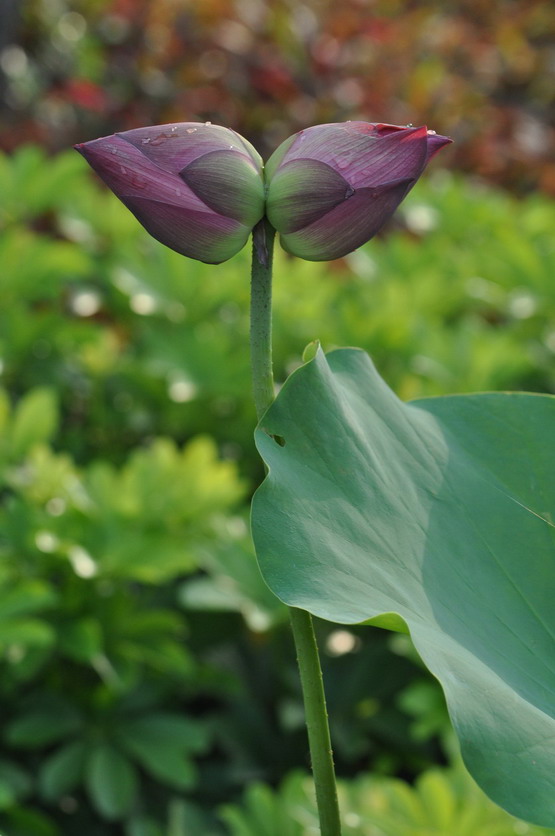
249, 218, 342, 836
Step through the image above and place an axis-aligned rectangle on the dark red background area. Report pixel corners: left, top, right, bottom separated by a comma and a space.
1, 0, 554, 193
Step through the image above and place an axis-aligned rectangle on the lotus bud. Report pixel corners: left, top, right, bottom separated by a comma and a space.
75, 123, 265, 264
265, 122, 452, 261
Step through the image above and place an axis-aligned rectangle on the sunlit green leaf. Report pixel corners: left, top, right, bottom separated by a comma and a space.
10, 388, 58, 459
0, 581, 58, 621
252, 347, 555, 826
221, 765, 554, 835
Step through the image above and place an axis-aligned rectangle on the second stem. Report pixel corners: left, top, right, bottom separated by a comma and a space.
249, 219, 342, 836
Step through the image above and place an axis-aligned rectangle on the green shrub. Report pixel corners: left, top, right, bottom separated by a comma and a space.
1, 146, 554, 832
221, 764, 555, 836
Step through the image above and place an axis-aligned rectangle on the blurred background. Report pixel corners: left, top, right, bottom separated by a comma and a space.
1, 0, 554, 191
0, 1, 554, 835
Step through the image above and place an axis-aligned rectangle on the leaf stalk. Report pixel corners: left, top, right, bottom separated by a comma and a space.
249, 219, 342, 836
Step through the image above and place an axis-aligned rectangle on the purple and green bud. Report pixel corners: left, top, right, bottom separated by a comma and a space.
265, 122, 452, 261
75, 123, 265, 264
76, 120, 451, 265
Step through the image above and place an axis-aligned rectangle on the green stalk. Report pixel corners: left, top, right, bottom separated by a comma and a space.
288, 607, 342, 836
250, 218, 342, 836
250, 219, 276, 420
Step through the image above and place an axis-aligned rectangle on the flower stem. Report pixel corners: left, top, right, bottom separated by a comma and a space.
289, 607, 342, 836
250, 219, 276, 420
250, 219, 342, 836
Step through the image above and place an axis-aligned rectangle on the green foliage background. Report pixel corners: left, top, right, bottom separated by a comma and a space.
0, 145, 554, 834
0, 0, 553, 829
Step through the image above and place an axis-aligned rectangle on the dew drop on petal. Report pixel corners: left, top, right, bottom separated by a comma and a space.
427, 129, 436, 135
186, 127, 197, 134
150, 133, 169, 146
120, 165, 127, 175
406, 123, 413, 127
141, 137, 151, 144
204, 121, 212, 126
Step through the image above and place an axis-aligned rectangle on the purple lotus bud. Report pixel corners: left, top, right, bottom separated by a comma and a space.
75, 123, 265, 264
265, 122, 452, 261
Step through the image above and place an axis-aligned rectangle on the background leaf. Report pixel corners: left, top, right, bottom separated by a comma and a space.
85, 744, 138, 820
117, 713, 208, 790
10, 388, 58, 459
6, 700, 81, 748
2, 138, 555, 831
221, 763, 555, 835
38, 741, 87, 801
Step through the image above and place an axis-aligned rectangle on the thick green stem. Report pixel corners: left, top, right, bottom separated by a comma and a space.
250, 219, 276, 421
249, 219, 342, 836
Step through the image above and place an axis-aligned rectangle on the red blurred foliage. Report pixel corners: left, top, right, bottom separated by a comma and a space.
61, 79, 109, 112
1, 0, 554, 193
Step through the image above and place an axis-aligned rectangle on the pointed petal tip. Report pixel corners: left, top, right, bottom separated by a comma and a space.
73, 136, 113, 161
426, 129, 453, 143
425, 130, 453, 161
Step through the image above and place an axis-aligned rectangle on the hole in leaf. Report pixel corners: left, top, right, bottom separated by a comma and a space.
263, 429, 286, 447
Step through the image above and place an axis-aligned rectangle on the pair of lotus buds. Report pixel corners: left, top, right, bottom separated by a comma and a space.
76, 121, 451, 264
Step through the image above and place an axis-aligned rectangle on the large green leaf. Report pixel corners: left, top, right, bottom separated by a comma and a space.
251, 347, 555, 826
